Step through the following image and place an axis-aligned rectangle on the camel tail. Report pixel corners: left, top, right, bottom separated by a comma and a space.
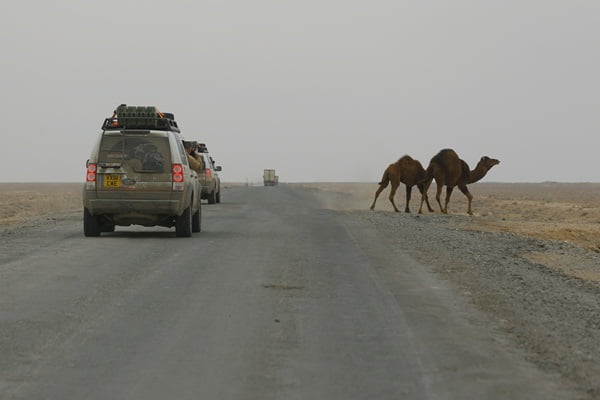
419, 165, 434, 185
378, 169, 390, 186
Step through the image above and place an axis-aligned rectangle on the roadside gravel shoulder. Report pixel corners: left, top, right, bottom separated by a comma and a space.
357, 210, 600, 399
0, 211, 81, 263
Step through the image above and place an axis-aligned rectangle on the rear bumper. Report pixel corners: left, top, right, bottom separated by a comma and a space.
84, 189, 187, 216
87, 198, 182, 215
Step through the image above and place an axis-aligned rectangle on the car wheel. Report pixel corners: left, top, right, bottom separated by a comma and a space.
208, 190, 216, 204
101, 224, 115, 233
192, 205, 201, 232
84, 208, 101, 237
216, 190, 221, 203
175, 205, 192, 237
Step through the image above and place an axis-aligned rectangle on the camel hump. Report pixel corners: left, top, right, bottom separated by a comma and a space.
430, 148, 459, 167
396, 154, 414, 163
394, 155, 415, 169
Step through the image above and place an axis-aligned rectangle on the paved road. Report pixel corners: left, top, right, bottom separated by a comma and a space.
0, 186, 575, 399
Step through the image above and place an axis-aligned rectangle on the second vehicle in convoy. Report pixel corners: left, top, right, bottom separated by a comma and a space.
194, 143, 222, 204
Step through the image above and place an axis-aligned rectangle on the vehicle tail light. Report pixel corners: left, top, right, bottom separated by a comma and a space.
172, 163, 184, 191
86, 163, 97, 181
85, 163, 97, 189
205, 168, 212, 179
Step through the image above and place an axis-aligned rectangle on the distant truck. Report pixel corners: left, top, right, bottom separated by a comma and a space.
263, 169, 279, 186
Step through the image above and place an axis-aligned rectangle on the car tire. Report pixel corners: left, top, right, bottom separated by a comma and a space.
216, 190, 221, 203
192, 205, 201, 233
208, 190, 216, 204
84, 208, 101, 237
101, 224, 115, 233
175, 205, 192, 237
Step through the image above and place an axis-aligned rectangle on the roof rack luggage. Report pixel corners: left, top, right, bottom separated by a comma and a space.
102, 104, 180, 132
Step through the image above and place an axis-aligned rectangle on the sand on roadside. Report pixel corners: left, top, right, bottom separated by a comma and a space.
1, 181, 599, 254
292, 182, 600, 254
0, 183, 83, 227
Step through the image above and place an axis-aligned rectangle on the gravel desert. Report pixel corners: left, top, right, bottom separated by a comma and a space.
3, 182, 599, 247
296, 181, 600, 398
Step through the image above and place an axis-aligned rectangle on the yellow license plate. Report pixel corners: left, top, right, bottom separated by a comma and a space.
104, 174, 122, 188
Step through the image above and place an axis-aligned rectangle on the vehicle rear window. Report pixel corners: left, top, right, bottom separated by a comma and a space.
98, 135, 171, 172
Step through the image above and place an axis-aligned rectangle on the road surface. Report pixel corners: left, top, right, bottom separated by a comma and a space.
0, 185, 577, 399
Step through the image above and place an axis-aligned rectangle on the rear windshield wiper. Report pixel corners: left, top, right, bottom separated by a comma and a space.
98, 162, 122, 168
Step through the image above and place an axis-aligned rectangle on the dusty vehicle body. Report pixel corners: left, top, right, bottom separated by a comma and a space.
83, 106, 201, 237
194, 143, 222, 204
198, 152, 222, 204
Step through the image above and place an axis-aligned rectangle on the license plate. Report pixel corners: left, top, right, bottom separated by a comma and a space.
104, 174, 122, 188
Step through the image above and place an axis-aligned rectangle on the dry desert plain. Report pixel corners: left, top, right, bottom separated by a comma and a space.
295, 182, 600, 252
1, 181, 598, 278
1, 182, 599, 253
297, 181, 600, 281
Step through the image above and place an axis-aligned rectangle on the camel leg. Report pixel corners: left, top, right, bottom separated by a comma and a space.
369, 181, 389, 210
404, 185, 412, 213
435, 183, 445, 213
444, 186, 455, 214
417, 183, 434, 212
458, 184, 474, 215
388, 181, 401, 212
418, 179, 433, 214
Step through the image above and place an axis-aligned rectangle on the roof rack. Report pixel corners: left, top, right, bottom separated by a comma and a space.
101, 104, 180, 133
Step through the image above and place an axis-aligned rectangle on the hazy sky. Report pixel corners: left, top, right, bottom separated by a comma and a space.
1, 1, 598, 183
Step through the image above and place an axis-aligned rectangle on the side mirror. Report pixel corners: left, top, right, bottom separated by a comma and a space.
215, 166, 222, 172
86, 159, 90, 167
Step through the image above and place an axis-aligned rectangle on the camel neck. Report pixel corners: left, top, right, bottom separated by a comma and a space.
469, 164, 488, 183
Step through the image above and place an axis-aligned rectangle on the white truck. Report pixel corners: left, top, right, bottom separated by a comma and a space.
263, 169, 279, 186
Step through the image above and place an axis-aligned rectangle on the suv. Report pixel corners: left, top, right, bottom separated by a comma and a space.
83, 105, 201, 237
195, 143, 222, 204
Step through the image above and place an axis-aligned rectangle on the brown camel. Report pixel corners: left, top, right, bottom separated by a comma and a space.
370, 155, 434, 213
418, 149, 500, 215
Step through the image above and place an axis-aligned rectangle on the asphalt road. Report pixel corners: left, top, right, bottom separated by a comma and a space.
0, 185, 576, 399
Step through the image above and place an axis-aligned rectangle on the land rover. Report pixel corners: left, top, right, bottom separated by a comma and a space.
83, 105, 201, 237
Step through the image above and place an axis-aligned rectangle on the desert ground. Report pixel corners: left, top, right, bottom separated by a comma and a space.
1, 182, 599, 254
0, 183, 83, 226
294, 182, 600, 253
3, 181, 598, 283
294, 182, 600, 285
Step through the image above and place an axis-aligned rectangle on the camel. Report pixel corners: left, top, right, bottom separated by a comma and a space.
370, 155, 434, 213
418, 149, 500, 215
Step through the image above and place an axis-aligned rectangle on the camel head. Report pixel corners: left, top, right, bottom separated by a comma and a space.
479, 156, 500, 171
469, 156, 500, 183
